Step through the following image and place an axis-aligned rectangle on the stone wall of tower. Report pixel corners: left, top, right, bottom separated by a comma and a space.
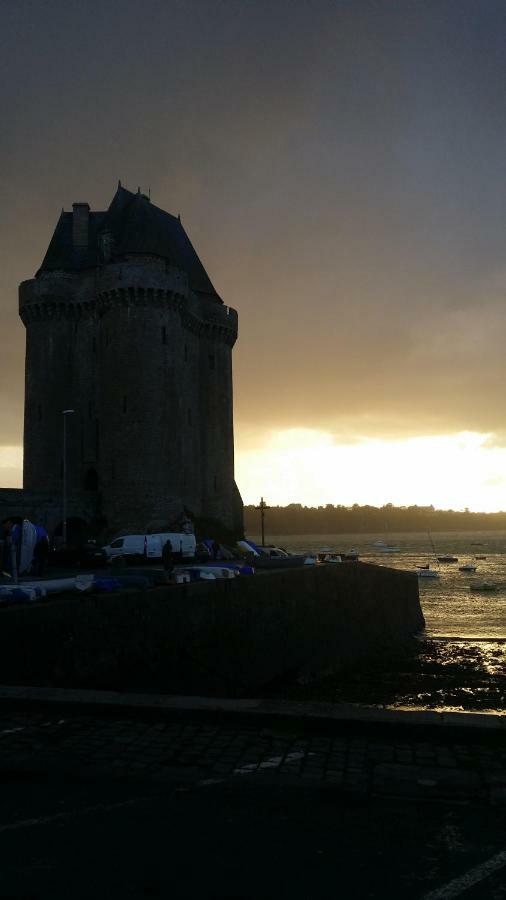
95, 258, 197, 529
20, 252, 242, 536
20, 273, 97, 498
179, 318, 203, 520
198, 306, 240, 530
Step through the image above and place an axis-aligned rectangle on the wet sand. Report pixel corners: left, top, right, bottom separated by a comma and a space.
273, 638, 506, 712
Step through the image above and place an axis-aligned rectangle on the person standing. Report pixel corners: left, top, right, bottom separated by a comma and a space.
32, 525, 50, 576
162, 539, 174, 578
2, 518, 21, 578
212, 540, 221, 560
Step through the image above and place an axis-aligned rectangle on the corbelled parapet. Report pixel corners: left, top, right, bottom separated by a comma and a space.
19, 275, 96, 323
20, 269, 238, 345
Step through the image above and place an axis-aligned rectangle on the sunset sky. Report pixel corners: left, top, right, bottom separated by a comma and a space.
2, 0, 506, 511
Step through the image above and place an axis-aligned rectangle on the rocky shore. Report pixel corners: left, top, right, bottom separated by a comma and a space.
272, 638, 506, 713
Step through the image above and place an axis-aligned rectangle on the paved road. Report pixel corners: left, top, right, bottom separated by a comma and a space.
0, 708, 504, 897
1, 776, 505, 899
0, 708, 503, 802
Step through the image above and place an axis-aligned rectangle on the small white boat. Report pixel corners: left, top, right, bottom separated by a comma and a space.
75, 574, 94, 592
0, 585, 47, 602
2, 577, 77, 596
459, 564, 477, 573
172, 567, 217, 582
374, 527, 399, 551
316, 552, 342, 564
340, 548, 359, 560
417, 567, 439, 578
178, 566, 236, 580
236, 540, 261, 556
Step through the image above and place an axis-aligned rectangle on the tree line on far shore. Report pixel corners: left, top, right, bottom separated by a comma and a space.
243, 503, 506, 535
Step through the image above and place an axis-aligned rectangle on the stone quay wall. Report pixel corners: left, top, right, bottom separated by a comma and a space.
0, 562, 424, 697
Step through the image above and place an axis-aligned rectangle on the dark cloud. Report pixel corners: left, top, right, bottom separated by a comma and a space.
2, 0, 506, 451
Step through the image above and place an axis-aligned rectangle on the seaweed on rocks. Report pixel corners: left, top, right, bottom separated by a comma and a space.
267, 639, 506, 712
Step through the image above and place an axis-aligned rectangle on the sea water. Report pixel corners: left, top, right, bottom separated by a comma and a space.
251, 530, 506, 639
250, 530, 506, 710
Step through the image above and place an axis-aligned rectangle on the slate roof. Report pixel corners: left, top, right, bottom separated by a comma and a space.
38, 185, 220, 300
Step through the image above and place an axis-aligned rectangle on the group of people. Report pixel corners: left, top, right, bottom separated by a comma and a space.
1, 518, 50, 577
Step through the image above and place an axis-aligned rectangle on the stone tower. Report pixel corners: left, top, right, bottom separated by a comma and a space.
19, 184, 243, 536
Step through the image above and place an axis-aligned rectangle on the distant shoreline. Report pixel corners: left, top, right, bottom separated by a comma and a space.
243, 504, 506, 535
248, 528, 506, 536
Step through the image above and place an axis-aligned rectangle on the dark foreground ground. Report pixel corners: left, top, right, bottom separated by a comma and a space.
0, 699, 504, 899
2, 775, 505, 899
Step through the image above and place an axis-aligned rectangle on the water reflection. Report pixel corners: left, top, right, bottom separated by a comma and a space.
255, 531, 506, 712
263, 530, 506, 640
271, 638, 506, 713
387, 638, 506, 713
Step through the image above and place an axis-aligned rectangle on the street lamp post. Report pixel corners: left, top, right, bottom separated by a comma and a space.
255, 496, 270, 547
62, 409, 75, 547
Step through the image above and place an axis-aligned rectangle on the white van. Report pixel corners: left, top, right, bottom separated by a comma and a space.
103, 532, 196, 561
145, 532, 196, 560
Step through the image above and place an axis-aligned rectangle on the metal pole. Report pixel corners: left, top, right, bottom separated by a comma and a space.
62, 409, 75, 548
62, 413, 67, 547
255, 497, 270, 547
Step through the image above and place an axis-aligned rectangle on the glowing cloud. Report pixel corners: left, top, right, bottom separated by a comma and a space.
235, 430, 506, 512
0, 446, 23, 488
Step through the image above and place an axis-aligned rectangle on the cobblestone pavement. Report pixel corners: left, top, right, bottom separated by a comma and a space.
0, 709, 504, 805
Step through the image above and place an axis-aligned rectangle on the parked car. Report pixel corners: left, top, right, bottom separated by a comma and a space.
102, 532, 196, 562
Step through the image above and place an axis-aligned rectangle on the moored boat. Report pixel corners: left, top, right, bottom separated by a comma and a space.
342, 548, 359, 560
317, 551, 342, 564
437, 555, 458, 563
459, 564, 477, 573
470, 581, 497, 592
417, 567, 439, 578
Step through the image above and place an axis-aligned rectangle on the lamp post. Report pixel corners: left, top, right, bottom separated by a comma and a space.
255, 496, 270, 547
62, 409, 75, 547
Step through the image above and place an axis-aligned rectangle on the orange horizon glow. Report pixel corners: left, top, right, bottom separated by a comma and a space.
4, 429, 506, 514
234, 428, 506, 513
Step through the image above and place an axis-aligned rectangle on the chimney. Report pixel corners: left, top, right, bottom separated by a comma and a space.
72, 202, 90, 249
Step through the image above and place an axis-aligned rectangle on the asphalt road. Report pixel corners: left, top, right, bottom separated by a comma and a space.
0, 771, 505, 899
